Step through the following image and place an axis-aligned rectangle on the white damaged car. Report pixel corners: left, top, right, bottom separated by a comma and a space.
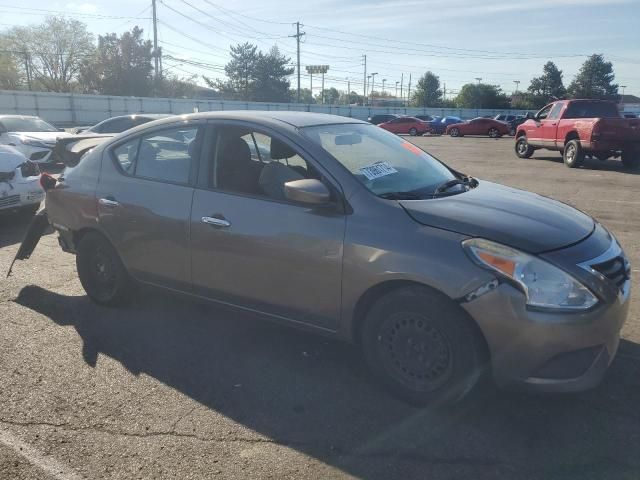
0, 145, 44, 215
0, 115, 71, 164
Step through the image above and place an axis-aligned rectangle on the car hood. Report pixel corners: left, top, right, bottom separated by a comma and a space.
399, 181, 595, 253
9, 131, 72, 145
0, 146, 25, 172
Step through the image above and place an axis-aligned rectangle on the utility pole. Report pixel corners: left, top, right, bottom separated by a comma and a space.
346, 78, 350, 105
152, 0, 160, 84
407, 73, 412, 104
395, 81, 399, 98
400, 73, 404, 105
290, 22, 305, 103
382, 78, 386, 94
475, 77, 482, 84
513, 80, 520, 95
22, 52, 32, 91
362, 55, 367, 105
620, 85, 627, 104
366, 75, 371, 104
321, 72, 325, 104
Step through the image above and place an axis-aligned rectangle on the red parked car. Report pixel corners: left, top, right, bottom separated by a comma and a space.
446, 117, 511, 138
378, 116, 429, 136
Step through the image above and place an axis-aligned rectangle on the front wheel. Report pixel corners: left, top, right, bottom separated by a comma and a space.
488, 127, 499, 138
361, 286, 486, 406
515, 136, 534, 158
563, 139, 584, 168
621, 149, 639, 170
76, 232, 131, 306
409, 127, 418, 136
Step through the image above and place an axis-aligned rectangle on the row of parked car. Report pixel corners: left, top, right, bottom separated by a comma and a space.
367, 112, 529, 138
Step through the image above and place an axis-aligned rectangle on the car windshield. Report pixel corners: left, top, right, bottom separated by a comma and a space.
302, 123, 457, 197
0, 117, 58, 132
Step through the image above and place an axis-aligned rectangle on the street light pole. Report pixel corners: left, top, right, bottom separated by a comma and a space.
382, 78, 386, 94
475, 77, 482, 84
395, 81, 399, 98
513, 80, 520, 94
370, 72, 378, 105
620, 85, 627, 104
346, 78, 350, 105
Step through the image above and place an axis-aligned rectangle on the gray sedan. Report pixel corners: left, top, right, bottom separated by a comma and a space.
14, 111, 631, 405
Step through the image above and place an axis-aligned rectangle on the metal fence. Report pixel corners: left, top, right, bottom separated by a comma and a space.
0, 89, 554, 126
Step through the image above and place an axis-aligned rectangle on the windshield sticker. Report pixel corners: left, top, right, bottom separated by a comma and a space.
401, 142, 423, 156
359, 161, 398, 180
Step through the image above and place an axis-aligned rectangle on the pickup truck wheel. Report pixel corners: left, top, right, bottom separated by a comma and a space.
361, 286, 486, 406
563, 139, 584, 168
488, 128, 499, 138
621, 149, 639, 170
76, 232, 131, 306
515, 137, 534, 158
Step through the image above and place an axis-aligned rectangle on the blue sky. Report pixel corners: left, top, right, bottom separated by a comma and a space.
1, 0, 639, 98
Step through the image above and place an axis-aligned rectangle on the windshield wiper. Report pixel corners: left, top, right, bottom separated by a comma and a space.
378, 191, 424, 200
432, 178, 468, 197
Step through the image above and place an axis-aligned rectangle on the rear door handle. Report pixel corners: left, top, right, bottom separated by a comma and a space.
201, 216, 231, 228
98, 197, 120, 208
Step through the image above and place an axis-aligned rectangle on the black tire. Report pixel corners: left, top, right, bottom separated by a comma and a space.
515, 136, 534, 158
563, 139, 584, 168
488, 127, 499, 138
76, 232, 131, 306
449, 127, 460, 137
621, 149, 639, 170
361, 286, 486, 406
409, 127, 418, 136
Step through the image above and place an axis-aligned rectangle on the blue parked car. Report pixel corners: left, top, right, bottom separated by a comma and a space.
430, 116, 463, 135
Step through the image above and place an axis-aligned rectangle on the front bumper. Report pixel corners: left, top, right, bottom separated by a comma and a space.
0, 179, 45, 211
462, 279, 630, 392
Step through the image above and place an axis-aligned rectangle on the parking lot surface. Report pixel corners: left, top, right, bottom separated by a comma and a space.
1, 135, 639, 480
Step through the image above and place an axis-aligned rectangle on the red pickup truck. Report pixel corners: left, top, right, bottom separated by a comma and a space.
515, 99, 640, 169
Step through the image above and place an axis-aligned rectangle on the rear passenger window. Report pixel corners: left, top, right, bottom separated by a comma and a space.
112, 126, 200, 184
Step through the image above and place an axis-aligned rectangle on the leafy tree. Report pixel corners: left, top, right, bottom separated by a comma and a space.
411, 71, 442, 107
567, 54, 618, 100
288, 87, 314, 103
317, 87, 340, 104
6, 16, 94, 92
527, 61, 566, 107
222, 42, 259, 100
252, 46, 293, 102
0, 38, 22, 89
157, 74, 199, 98
455, 83, 510, 109
79, 27, 153, 96
340, 90, 364, 105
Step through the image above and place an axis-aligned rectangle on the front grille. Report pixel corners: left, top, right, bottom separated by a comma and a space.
591, 255, 629, 288
0, 194, 20, 208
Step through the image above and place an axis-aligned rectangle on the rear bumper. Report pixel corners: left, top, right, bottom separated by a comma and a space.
461, 280, 630, 392
581, 140, 640, 152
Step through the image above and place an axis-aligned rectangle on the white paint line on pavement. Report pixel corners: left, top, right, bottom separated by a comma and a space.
0, 427, 84, 480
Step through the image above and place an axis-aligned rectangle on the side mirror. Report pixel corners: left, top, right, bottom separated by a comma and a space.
284, 179, 330, 205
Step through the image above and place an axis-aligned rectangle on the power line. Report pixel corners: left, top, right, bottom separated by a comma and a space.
0, 4, 151, 20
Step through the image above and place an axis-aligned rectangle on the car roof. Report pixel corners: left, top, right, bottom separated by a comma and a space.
97, 113, 173, 122
0, 115, 41, 120
143, 111, 368, 129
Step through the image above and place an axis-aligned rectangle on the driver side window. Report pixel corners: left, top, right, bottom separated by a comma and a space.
537, 104, 553, 120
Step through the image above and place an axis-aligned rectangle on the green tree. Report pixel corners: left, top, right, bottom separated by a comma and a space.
252, 46, 293, 102
289, 87, 314, 103
411, 71, 442, 107
0, 38, 23, 89
6, 16, 94, 92
527, 61, 566, 107
567, 54, 618, 100
316, 87, 340, 104
455, 83, 510, 109
79, 27, 153, 96
222, 42, 259, 100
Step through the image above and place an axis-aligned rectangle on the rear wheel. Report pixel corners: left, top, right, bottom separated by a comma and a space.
563, 139, 584, 168
361, 286, 486, 406
621, 149, 639, 170
488, 127, 500, 138
449, 127, 460, 137
515, 136, 534, 158
409, 127, 418, 136
76, 232, 131, 306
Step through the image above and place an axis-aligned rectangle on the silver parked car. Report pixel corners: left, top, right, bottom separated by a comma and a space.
13, 111, 631, 405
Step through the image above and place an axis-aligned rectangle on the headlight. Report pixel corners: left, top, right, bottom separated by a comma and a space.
463, 238, 598, 311
20, 137, 48, 148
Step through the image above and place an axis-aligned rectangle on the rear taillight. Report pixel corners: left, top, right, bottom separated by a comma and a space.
591, 121, 602, 140
40, 172, 57, 191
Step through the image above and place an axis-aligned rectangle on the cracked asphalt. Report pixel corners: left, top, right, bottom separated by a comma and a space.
1, 135, 639, 479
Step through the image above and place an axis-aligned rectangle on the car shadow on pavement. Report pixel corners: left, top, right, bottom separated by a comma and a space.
14, 284, 640, 480
0, 211, 46, 249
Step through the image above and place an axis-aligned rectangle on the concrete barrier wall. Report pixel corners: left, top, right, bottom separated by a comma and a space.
6, 89, 637, 126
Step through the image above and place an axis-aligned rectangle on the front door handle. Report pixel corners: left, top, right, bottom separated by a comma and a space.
98, 197, 120, 208
201, 216, 231, 228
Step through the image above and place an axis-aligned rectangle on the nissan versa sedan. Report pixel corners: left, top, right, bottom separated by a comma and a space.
12, 111, 631, 405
